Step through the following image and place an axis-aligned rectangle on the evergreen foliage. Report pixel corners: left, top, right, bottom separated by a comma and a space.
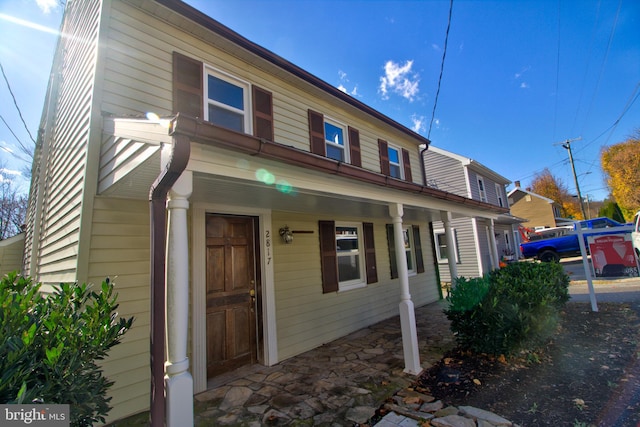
0, 273, 133, 426
444, 262, 569, 355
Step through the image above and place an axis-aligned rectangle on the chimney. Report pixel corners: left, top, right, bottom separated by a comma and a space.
515, 180, 521, 188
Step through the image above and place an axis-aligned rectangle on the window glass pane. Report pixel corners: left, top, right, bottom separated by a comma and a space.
338, 255, 360, 281
388, 147, 399, 163
389, 164, 401, 179
336, 227, 358, 251
336, 226, 361, 283
326, 144, 345, 162
324, 122, 344, 146
208, 75, 244, 110
437, 234, 448, 260
208, 105, 244, 132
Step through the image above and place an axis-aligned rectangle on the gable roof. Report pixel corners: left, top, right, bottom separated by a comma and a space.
427, 146, 511, 184
507, 186, 558, 205
154, 0, 430, 147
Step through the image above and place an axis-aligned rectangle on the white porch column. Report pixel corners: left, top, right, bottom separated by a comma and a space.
165, 170, 194, 427
488, 219, 499, 269
440, 211, 458, 283
389, 203, 422, 375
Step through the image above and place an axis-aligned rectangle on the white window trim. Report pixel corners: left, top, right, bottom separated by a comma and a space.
336, 222, 366, 292
387, 143, 403, 179
434, 228, 459, 264
403, 226, 417, 276
495, 183, 504, 207
204, 66, 252, 134
324, 116, 350, 163
477, 176, 487, 202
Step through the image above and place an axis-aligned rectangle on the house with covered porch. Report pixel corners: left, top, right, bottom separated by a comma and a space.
23, 0, 508, 424
423, 146, 522, 284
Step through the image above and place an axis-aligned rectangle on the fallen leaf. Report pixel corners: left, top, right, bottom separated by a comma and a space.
444, 358, 453, 365
473, 379, 481, 385
404, 396, 421, 404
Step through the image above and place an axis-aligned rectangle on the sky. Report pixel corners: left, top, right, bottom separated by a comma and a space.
0, 0, 638, 202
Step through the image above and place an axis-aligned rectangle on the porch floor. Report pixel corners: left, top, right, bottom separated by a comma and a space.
108, 300, 457, 426
193, 300, 455, 425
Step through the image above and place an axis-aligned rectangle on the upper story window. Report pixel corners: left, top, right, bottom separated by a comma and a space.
495, 183, 504, 207
477, 176, 487, 202
205, 69, 251, 133
388, 145, 403, 179
324, 119, 349, 162
173, 52, 274, 141
308, 110, 362, 167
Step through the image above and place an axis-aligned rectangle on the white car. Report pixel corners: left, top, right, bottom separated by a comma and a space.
633, 211, 640, 258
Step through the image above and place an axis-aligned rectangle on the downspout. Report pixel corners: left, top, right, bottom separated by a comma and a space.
419, 143, 429, 186
149, 124, 191, 427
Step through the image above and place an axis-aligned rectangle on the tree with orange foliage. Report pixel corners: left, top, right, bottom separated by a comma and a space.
530, 168, 583, 220
601, 129, 640, 222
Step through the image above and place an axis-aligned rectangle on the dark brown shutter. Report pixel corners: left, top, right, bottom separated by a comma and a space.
319, 220, 338, 293
252, 86, 274, 141
308, 109, 326, 156
412, 225, 425, 273
386, 224, 398, 279
402, 148, 413, 182
348, 126, 362, 167
379, 139, 390, 176
173, 52, 203, 118
363, 222, 377, 284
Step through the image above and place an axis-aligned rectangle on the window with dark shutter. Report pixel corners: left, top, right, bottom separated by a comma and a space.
379, 139, 390, 176
363, 222, 377, 284
319, 220, 338, 293
252, 86, 274, 141
173, 52, 203, 118
386, 224, 398, 279
308, 110, 326, 156
402, 148, 413, 182
348, 127, 362, 167
412, 225, 425, 273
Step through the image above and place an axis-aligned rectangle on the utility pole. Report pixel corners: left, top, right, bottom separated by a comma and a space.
556, 137, 587, 219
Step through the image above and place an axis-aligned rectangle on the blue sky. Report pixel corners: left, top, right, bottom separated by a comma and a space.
1, 0, 638, 201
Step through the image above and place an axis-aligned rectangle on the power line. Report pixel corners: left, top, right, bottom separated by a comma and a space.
428, 0, 453, 140
0, 61, 37, 145
0, 114, 34, 161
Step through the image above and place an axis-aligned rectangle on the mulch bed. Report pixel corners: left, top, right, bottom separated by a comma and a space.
411, 302, 640, 426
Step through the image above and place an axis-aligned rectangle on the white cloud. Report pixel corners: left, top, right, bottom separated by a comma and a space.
514, 66, 531, 80
520, 82, 529, 89
379, 60, 419, 102
411, 114, 426, 134
337, 71, 358, 97
36, 0, 59, 14
431, 44, 441, 52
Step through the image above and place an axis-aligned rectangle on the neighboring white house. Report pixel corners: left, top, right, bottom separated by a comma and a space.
423, 146, 522, 283
23, 0, 508, 424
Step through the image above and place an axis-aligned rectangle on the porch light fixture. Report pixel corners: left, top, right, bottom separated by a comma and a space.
279, 226, 293, 244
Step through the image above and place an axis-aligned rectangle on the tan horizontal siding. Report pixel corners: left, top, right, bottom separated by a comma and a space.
106, 1, 427, 185
271, 211, 439, 361
88, 196, 151, 422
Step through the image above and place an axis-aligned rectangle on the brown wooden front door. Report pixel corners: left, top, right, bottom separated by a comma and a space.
205, 214, 258, 377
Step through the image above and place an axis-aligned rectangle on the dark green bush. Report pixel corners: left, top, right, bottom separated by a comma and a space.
444, 262, 570, 355
0, 273, 133, 426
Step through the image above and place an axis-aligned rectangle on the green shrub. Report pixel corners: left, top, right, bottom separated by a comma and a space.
444, 262, 570, 355
0, 273, 133, 426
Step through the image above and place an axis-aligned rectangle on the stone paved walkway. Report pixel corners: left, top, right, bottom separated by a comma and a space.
193, 300, 459, 425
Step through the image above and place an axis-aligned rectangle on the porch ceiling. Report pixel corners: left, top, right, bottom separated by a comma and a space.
191, 173, 438, 223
